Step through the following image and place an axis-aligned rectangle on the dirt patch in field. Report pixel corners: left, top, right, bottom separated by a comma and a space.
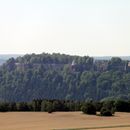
0, 112, 129, 130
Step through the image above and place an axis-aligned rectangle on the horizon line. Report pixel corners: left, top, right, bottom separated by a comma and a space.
0, 53, 129, 57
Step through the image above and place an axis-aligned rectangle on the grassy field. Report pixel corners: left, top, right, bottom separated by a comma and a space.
0, 112, 130, 130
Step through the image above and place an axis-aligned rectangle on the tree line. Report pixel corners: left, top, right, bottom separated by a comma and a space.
0, 99, 130, 116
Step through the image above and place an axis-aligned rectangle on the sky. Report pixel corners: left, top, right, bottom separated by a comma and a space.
0, 0, 130, 56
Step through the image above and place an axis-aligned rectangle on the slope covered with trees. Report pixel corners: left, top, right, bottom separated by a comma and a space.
0, 53, 130, 102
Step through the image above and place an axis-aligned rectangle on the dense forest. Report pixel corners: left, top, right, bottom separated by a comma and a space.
0, 53, 130, 102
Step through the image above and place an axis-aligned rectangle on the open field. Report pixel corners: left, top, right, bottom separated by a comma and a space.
0, 112, 130, 130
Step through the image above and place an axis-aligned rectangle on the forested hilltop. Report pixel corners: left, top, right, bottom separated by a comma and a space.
0, 53, 130, 102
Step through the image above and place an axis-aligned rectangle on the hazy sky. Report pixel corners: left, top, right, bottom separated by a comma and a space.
0, 0, 130, 56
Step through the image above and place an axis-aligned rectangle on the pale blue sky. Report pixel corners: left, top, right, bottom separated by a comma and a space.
0, 0, 130, 56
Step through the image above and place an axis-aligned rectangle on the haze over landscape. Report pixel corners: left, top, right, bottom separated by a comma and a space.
0, 1, 130, 130
0, 0, 130, 56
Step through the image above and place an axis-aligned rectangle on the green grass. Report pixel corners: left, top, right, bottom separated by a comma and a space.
53, 124, 130, 130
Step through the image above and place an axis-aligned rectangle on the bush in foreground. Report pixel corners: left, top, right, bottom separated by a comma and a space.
81, 102, 96, 115
100, 107, 113, 116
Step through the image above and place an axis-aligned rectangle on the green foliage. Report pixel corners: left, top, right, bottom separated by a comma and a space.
100, 107, 113, 116
0, 53, 130, 102
94, 102, 103, 111
0, 99, 129, 115
114, 100, 130, 112
46, 102, 54, 113
16, 102, 30, 111
81, 102, 96, 115
32, 100, 42, 111
0, 103, 9, 112
100, 100, 115, 116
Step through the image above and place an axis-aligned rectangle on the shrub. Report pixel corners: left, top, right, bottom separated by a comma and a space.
81, 102, 96, 115
0, 103, 9, 112
114, 100, 130, 112
41, 100, 54, 113
100, 107, 113, 116
47, 102, 54, 113
16, 102, 30, 111
101, 100, 115, 115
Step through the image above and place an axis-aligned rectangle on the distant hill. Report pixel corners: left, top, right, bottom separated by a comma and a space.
0, 54, 22, 65
0, 53, 129, 102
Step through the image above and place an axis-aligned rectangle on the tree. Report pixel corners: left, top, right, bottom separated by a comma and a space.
100, 107, 113, 116
0, 103, 9, 112
114, 100, 130, 112
81, 102, 96, 115
16, 102, 30, 111
46, 102, 54, 113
